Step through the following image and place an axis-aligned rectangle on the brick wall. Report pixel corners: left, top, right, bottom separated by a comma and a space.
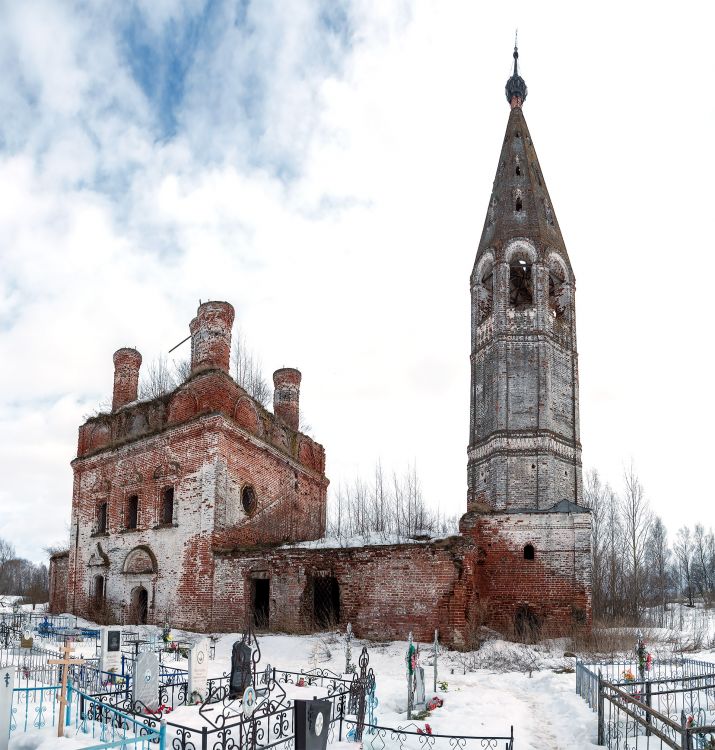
212, 537, 476, 647
48, 551, 69, 614
461, 509, 591, 635
67, 405, 326, 629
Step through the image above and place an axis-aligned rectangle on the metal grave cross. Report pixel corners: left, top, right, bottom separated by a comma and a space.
48, 644, 85, 738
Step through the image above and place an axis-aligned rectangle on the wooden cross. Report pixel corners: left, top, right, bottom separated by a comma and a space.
48, 644, 85, 737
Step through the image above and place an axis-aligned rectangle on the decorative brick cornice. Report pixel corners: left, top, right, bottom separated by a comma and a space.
468, 431, 582, 463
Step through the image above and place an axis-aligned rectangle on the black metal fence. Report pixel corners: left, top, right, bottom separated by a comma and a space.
330, 719, 515, 750
576, 659, 715, 748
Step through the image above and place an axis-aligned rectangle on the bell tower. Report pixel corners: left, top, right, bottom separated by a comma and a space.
468, 44, 582, 512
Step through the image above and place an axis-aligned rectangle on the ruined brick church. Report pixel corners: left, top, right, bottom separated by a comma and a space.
49, 49, 591, 646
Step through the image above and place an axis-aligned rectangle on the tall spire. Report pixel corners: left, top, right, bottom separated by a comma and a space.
505, 36, 527, 109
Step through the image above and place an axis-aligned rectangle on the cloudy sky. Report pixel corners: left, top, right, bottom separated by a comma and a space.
1, 0, 713, 563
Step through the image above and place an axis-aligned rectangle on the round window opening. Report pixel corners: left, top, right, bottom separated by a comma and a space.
242, 485, 257, 515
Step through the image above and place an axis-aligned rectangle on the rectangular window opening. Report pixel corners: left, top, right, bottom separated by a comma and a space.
126, 495, 139, 529
161, 487, 175, 526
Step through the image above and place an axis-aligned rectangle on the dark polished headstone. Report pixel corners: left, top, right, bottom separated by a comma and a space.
229, 641, 253, 699
294, 699, 331, 750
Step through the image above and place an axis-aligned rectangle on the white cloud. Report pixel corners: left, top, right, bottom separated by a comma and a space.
1, 0, 714, 562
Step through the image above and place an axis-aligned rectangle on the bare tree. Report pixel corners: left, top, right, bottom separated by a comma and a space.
692, 524, 713, 605
620, 463, 652, 620
232, 330, 271, 406
646, 516, 670, 622
674, 526, 694, 607
173, 357, 192, 383
603, 484, 624, 619
139, 355, 178, 400
583, 469, 607, 618
0, 539, 16, 593
326, 462, 458, 541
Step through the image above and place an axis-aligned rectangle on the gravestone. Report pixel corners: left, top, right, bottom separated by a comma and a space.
132, 651, 159, 711
100, 627, 122, 674
188, 638, 209, 701
229, 640, 253, 699
295, 698, 331, 750
20, 630, 33, 649
0, 667, 15, 750
414, 666, 426, 711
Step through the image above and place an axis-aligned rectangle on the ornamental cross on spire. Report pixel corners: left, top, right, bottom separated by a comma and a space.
505, 37, 528, 108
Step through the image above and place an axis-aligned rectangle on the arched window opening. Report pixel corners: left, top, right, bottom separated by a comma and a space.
161, 487, 174, 526
548, 266, 567, 319
515, 130, 521, 139
509, 260, 533, 308
515, 164, 521, 176
524, 544, 535, 561
97, 502, 108, 534
125, 495, 138, 529
515, 197, 523, 212
94, 575, 105, 606
242, 485, 257, 515
477, 261, 494, 324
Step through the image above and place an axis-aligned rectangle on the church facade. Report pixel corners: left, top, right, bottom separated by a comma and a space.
50, 51, 591, 646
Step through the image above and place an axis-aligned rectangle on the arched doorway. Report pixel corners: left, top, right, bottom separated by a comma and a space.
131, 586, 149, 624
94, 575, 105, 607
514, 605, 540, 640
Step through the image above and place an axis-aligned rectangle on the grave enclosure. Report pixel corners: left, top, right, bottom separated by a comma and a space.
576, 655, 715, 749
0, 616, 517, 750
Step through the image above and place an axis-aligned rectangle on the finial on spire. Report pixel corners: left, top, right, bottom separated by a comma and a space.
505, 34, 527, 109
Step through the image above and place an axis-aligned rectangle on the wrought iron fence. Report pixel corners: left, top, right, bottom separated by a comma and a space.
576, 659, 715, 749
330, 719, 515, 750
274, 667, 356, 695
97, 682, 352, 750
577, 658, 715, 712
77, 689, 162, 750
10, 683, 161, 750
0, 643, 72, 688
0, 612, 78, 630
598, 678, 715, 749
10, 684, 63, 734
577, 657, 715, 692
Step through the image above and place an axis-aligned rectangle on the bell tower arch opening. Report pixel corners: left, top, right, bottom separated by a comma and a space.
474, 254, 495, 325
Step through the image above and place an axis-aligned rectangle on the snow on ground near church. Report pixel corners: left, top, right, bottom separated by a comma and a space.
9, 728, 105, 750
7, 603, 715, 750
57, 623, 606, 749
279, 532, 454, 549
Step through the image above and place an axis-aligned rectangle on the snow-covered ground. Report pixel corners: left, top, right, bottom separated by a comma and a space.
4, 604, 715, 750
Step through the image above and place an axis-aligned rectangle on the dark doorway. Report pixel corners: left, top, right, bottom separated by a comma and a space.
252, 578, 270, 629
94, 575, 105, 607
313, 576, 340, 629
132, 586, 148, 624
514, 605, 540, 640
